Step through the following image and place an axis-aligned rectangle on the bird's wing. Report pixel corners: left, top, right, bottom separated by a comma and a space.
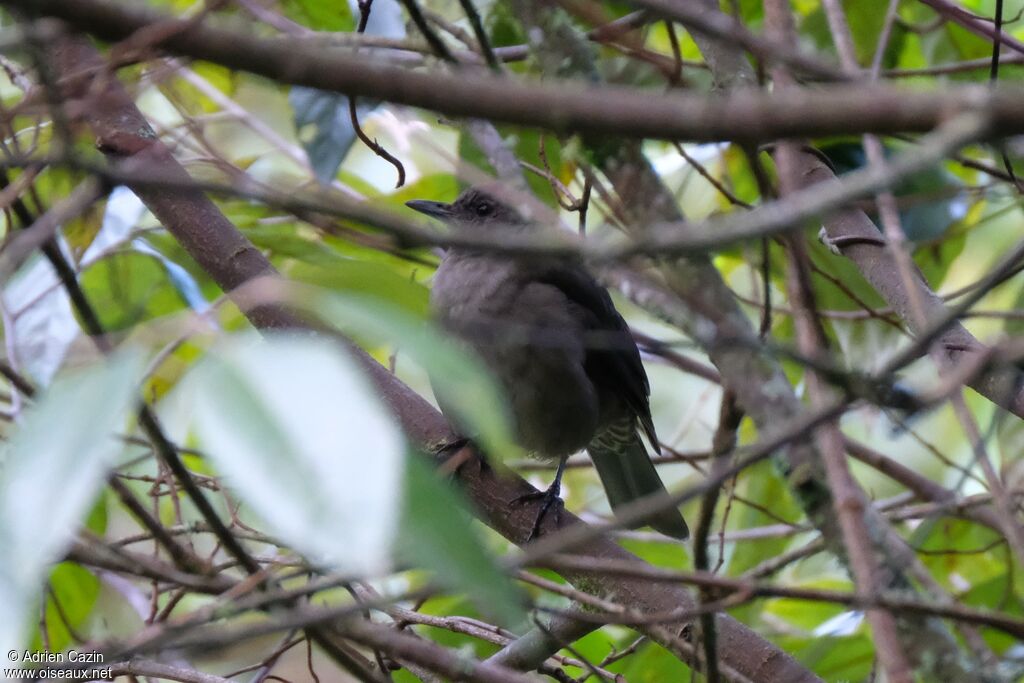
531, 262, 659, 451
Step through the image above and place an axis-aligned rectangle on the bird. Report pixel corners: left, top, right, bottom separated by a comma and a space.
406, 185, 689, 541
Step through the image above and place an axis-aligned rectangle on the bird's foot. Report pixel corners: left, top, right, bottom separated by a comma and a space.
512, 481, 564, 542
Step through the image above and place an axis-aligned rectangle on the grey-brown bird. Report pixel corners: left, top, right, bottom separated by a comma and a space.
407, 186, 688, 540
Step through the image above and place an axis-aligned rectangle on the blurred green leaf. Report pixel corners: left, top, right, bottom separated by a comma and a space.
245, 222, 352, 268
614, 640, 692, 681
62, 202, 106, 264
765, 578, 853, 631
961, 572, 1023, 655
290, 87, 368, 184
399, 456, 528, 629
801, 0, 906, 67
287, 260, 430, 316
0, 352, 142, 652
721, 143, 764, 208
779, 632, 874, 681
619, 535, 691, 570
414, 594, 499, 656
913, 518, 1009, 594
914, 224, 969, 292
386, 174, 461, 209
459, 128, 566, 208
279, 0, 354, 31
727, 460, 801, 576
79, 252, 191, 331
736, 0, 765, 26
188, 333, 405, 575
31, 563, 100, 653
944, 22, 996, 61
807, 237, 889, 312
487, 1, 527, 48
311, 288, 521, 460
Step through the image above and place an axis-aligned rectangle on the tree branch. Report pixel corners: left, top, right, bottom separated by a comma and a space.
11, 0, 1024, 142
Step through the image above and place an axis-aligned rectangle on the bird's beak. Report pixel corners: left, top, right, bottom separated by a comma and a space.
405, 199, 453, 220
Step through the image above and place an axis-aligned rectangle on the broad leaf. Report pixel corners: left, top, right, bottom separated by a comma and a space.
31, 562, 100, 652
188, 334, 405, 576
400, 456, 528, 629
279, 0, 354, 31
0, 352, 142, 652
291, 87, 374, 184
311, 289, 521, 460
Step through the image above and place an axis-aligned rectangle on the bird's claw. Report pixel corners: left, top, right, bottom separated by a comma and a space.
512, 484, 564, 542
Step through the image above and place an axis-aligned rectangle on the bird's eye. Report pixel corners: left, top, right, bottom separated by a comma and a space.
475, 201, 493, 217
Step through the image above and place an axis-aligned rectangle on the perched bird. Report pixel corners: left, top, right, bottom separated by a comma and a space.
407, 186, 689, 540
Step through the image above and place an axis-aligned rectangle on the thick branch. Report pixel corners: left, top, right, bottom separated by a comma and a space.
13, 0, 1024, 141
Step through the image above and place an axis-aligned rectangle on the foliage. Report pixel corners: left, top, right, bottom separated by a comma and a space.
1, 0, 1023, 681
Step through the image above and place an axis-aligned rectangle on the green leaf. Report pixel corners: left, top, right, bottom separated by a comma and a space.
31, 167, 101, 262
0, 352, 143, 652
413, 594, 500, 656
807, 236, 888, 312
614, 640, 693, 681
765, 578, 852, 631
84, 492, 108, 536
241, 222, 432, 316
79, 252, 191, 331
399, 455, 528, 629
779, 632, 874, 681
913, 518, 1008, 593
959, 572, 1023, 655
459, 128, 566, 207
289, 87, 367, 183
802, 0, 906, 68
62, 201, 105, 264
726, 460, 801, 576
279, 0, 354, 31
944, 22, 995, 61
187, 333, 405, 575
287, 260, 430, 316
385, 174, 461, 210
487, 1, 527, 48
31, 563, 100, 653
245, 222, 351, 268
721, 143, 764, 208
310, 289, 521, 460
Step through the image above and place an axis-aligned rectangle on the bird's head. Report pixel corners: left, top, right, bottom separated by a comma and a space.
406, 186, 528, 231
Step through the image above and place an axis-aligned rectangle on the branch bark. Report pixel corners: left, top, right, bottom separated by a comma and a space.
12, 0, 1024, 141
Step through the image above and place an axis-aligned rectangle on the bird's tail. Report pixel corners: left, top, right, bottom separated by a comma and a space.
588, 420, 689, 539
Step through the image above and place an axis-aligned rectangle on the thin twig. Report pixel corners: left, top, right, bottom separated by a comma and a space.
693, 392, 742, 683
457, 0, 499, 71
349, 0, 406, 188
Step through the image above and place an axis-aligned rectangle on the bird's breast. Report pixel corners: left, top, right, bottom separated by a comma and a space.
431, 253, 600, 459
